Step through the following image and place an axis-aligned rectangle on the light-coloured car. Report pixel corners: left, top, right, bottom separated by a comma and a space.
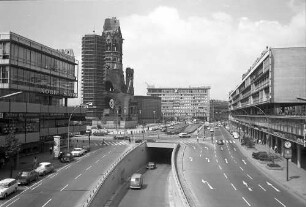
232, 132, 239, 139
146, 162, 156, 170
130, 173, 143, 189
35, 162, 54, 176
179, 133, 191, 138
0, 178, 18, 199
71, 147, 86, 157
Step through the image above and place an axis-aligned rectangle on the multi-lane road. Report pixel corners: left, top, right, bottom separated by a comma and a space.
178, 127, 305, 207
0, 140, 130, 207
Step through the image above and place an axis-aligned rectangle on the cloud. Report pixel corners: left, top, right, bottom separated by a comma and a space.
121, 6, 305, 100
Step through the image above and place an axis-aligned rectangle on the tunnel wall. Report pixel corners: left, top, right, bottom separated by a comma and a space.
81, 143, 148, 207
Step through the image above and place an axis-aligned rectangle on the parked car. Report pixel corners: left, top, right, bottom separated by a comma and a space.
82, 145, 90, 153
217, 139, 224, 145
252, 151, 268, 159
146, 162, 156, 170
0, 178, 18, 199
179, 133, 191, 138
35, 162, 54, 176
16, 170, 39, 185
71, 147, 86, 157
58, 152, 74, 163
232, 132, 239, 139
130, 173, 143, 189
114, 135, 130, 140
135, 139, 142, 143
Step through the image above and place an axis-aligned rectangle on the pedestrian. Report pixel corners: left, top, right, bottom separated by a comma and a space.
49, 146, 53, 155
274, 145, 278, 153
129, 137, 131, 144
197, 136, 199, 143
33, 156, 37, 169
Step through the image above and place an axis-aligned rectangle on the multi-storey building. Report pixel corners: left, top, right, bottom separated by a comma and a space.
0, 32, 86, 156
134, 96, 161, 124
147, 86, 210, 121
210, 99, 229, 122
229, 47, 306, 169
82, 17, 137, 128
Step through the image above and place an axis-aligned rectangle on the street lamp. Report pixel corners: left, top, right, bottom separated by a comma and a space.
67, 102, 92, 152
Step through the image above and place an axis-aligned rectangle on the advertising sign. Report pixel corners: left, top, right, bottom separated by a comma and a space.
53, 135, 61, 158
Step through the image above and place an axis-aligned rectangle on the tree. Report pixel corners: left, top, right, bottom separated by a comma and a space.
5, 131, 21, 178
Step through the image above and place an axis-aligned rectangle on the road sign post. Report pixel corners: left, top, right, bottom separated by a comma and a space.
284, 141, 292, 181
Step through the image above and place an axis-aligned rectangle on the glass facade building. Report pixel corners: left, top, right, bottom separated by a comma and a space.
0, 32, 86, 156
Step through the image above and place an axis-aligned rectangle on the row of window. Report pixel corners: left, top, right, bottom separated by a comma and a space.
0, 42, 75, 77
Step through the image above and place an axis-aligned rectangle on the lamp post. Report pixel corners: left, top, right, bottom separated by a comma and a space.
67, 102, 92, 152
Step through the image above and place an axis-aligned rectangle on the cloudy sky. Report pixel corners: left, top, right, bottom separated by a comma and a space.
0, 0, 305, 105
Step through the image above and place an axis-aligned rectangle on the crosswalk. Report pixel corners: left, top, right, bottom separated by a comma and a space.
94, 141, 129, 146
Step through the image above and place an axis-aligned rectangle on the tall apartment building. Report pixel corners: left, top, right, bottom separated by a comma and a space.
0, 32, 86, 156
82, 17, 137, 128
228, 47, 306, 169
147, 86, 210, 121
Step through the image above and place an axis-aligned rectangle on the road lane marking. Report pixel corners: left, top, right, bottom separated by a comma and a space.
86, 166, 92, 171
75, 174, 82, 180
42, 199, 52, 207
95, 159, 100, 163
216, 159, 219, 163
243, 180, 252, 191
201, 179, 214, 190
6, 198, 20, 207
60, 184, 69, 191
218, 165, 222, 170
189, 157, 193, 162
266, 181, 280, 192
31, 182, 42, 190
49, 173, 58, 179
274, 198, 286, 207
225, 158, 228, 164
240, 166, 244, 171
242, 197, 251, 206
258, 184, 266, 191
231, 183, 237, 190
247, 174, 253, 180
206, 158, 210, 163
242, 159, 247, 165
234, 148, 236, 151
223, 173, 228, 179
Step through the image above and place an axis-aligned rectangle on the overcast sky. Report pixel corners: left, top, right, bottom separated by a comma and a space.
0, 0, 305, 105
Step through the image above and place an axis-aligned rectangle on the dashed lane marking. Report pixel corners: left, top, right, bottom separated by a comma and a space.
258, 184, 266, 191
274, 198, 286, 207
242, 197, 251, 206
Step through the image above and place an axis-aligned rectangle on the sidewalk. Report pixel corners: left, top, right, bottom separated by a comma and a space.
229, 132, 306, 203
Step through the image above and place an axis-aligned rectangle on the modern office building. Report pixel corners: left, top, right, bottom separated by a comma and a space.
0, 32, 86, 156
210, 99, 229, 122
228, 47, 306, 169
134, 96, 162, 124
147, 86, 210, 121
82, 17, 137, 128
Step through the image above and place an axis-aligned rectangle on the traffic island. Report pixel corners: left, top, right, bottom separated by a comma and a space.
266, 163, 284, 170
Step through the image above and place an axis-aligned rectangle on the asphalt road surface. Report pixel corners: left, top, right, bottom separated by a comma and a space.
178, 127, 305, 207
0, 141, 130, 207
118, 164, 171, 207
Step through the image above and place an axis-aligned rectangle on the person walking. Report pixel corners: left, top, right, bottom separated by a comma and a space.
49, 146, 53, 155
33, 156, 38, 169
274, 145, 278, 153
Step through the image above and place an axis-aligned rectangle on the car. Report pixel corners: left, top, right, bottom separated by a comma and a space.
179, 133, 191, 138
58, 152, 74, 163
130, 173, 143, 189
146, 162, 156, 170
0, 178, 18, 199
252, 151, 268, 159
114, 135, 130, 140
16, 170, 39, 185
135, 139, 142, 143
71, 147, 86, 157
232, 132, 239, 139
34, 162, 55, 176
82, 145, 90, 153
217, 139, 224, 145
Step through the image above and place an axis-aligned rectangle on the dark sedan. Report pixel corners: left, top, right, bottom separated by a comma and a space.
16, 170, 39, 185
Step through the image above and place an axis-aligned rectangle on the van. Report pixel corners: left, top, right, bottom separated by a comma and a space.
130, 173, 143, 189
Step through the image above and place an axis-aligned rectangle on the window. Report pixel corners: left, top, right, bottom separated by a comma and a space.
0, 66, 8, 83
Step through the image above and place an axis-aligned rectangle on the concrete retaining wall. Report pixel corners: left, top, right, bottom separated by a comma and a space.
82, 143, 148, 207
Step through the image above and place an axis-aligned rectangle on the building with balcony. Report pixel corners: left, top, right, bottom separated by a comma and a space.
228, 47, 306, 169
147, 86, 210, 122
0, 32, 86, 156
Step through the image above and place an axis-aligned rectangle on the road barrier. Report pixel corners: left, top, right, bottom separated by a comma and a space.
171, 143, 191, 207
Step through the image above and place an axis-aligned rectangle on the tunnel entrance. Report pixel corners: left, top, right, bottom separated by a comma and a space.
147, 147, 173, 164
